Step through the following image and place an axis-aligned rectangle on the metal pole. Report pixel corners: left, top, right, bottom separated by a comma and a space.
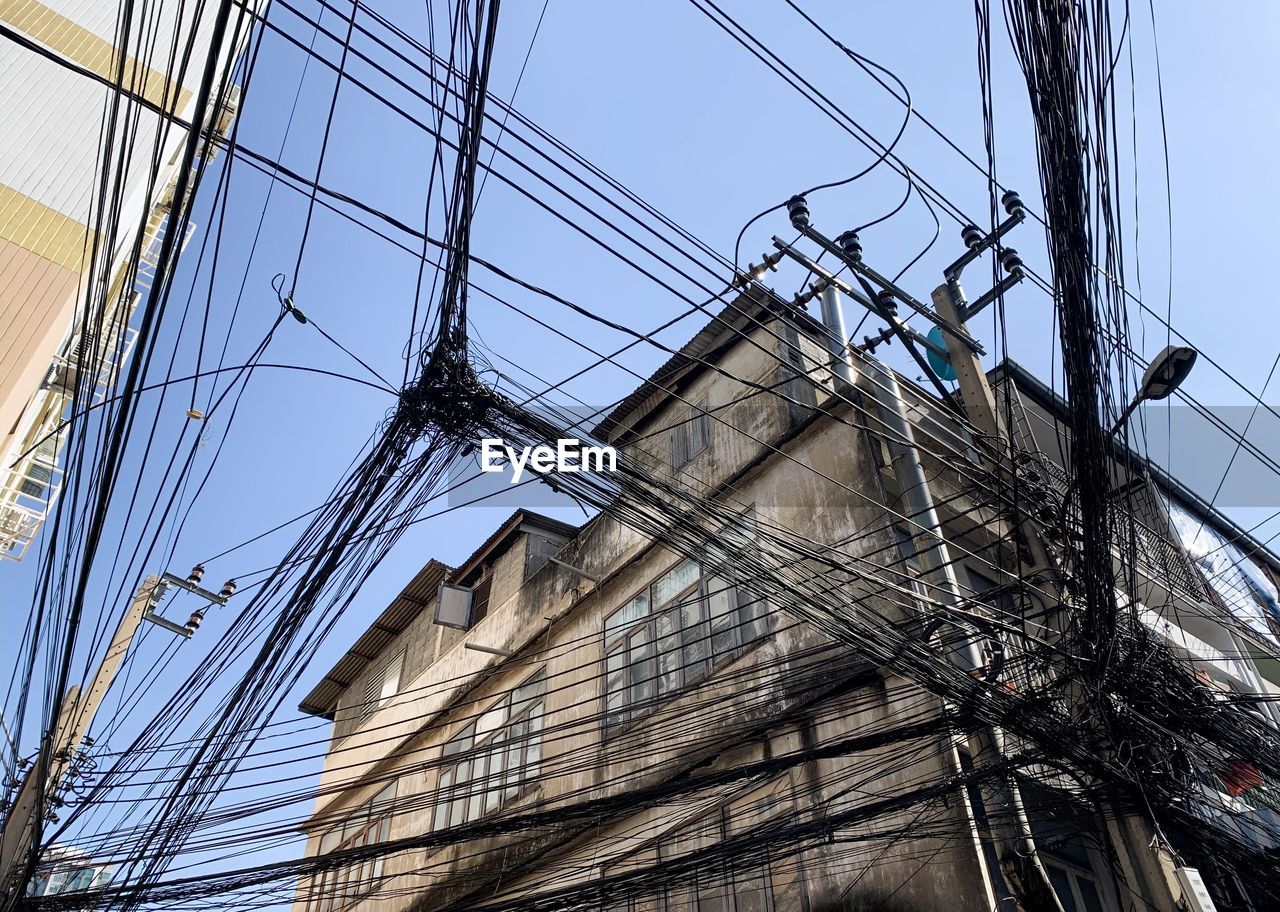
817, 285, 856, 392
858, 353, 1065, 912
860, 357, 980, 665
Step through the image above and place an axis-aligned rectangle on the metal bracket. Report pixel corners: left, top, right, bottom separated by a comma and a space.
547, 556, 602, 584
159, 572, 229, 606
789, 226, 984, 356
944, 207, 1026, 282
771, 238, 955, 363
141, 608, 193, 639
140, 573, 227, 639
959, 272, 1025, 322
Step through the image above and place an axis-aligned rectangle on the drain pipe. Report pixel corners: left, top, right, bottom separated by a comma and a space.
817, 287, 1062, 912
818, 284, 856, 392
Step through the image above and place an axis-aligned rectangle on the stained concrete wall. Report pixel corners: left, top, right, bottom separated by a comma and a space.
292, 320, 1000, 912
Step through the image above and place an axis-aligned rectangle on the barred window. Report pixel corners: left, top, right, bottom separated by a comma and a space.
312, 781, 397, 912
432, 670, 546, 830
603, 553, 769, 733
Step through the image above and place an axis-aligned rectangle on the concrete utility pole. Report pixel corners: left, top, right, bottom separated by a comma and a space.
769, 193, 1066, 911
0, 577, 161, 898
0, 568, 230, 901
931, 264, 1184, 912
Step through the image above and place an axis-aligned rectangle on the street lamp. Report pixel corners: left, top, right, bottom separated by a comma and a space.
1109, 345, 1197, 437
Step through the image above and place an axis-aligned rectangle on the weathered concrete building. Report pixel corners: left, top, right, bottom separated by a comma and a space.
292, 295, 1280, 912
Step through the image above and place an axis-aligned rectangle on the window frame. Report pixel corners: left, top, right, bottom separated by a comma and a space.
671, 398, 711, 471
312, 781, 397, 912
602, 552, 771, 734
469, 574, 494, 626
431, 668, 547, 832
604, 789, 785, 912
360, 651, 405, 722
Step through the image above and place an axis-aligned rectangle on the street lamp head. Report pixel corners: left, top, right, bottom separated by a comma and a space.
1139, 345, 1198, 402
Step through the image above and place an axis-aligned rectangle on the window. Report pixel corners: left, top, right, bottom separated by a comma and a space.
967, 568, 1014, 615
1024, 785, 1115, 912
434, 575, 493, 630
603, 556, 770, 732
1043, 858, 1107, 912
525, 533, 565, 580
313, 781, 397, 912
360, 652, 404, 720
965, 569, 1011, 678
469, 576, 493, 625
432, 670, 546, 830
659, 810, 775, 912
672, 399, 711, 470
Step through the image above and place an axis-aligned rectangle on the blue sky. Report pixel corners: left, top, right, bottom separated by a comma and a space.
10, 0, 1280, 892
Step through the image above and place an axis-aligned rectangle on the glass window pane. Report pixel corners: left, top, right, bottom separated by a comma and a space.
443, 722, 476, 757
606, 648, 629, 727
468, 752, 490, 820
630, 626, 656, 709
735, 871, 772, 912
656, 609, 681, 693
513, 670, 547, 713
1046, 865, 1080, 912
708, 575, 738, 659
681, 591, 709, 679
740, 595, 769, 643
526, 710, 543, 777
452, 758, 472, 824
666, 885, 695, 912
489, 739, 507, 798
697, 884, 730, 912
1076, 876, 1104, 912
484, 772, 502, 813
477, 702, 507, 741
606, 594, 649, 640
653, 561, 700, 608
433, 768, 454, 831
708, 576, 735, 622
504, 735, 524, 801
319, 825, 341, 854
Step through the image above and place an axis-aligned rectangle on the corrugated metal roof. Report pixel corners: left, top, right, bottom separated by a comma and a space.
448, 508, 578, 585
297, 510, 579, 720
297, 559, 450, 720
993, 359, 1280, 577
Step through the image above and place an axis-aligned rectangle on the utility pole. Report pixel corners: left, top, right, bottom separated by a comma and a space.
762, 193, 1075, 912
0, 568, 233, 901
0, 577, 160, 900
929, 210, 1184, 911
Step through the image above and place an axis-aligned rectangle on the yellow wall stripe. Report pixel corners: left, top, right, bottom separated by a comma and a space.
0, 184, 93, 273
1, 0, 193, 115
